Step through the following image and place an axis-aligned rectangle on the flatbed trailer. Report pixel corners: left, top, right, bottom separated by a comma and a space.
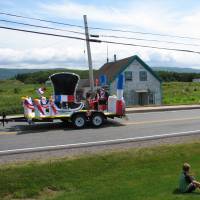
0, 110, 124, 128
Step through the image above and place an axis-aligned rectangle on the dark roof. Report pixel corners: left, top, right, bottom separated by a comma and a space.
95, 55, 162, 83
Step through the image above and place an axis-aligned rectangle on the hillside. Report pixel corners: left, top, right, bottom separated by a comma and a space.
2, 67, 200, 83
0, 68, 89, 80
152, 66, 200, 73
0, 68, 90, 81
0, 68, 47, 80
15, 69, 90, 83
1, 66, 200, 80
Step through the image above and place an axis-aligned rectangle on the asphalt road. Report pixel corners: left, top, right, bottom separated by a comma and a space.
1, 109, 200, 153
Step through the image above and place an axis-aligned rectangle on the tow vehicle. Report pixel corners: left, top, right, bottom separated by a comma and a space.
1, 72, 125, 128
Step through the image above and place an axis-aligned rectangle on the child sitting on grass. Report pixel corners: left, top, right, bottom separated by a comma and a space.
179, 163, 200, 193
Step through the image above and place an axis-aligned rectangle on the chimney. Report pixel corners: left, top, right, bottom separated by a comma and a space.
114, 54, 117, 62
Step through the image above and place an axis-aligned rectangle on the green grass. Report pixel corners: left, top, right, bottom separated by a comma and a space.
163, 82, 200, 105
1, 80, 200, 115
0, 80, 52, 115
1, 142, 200, 200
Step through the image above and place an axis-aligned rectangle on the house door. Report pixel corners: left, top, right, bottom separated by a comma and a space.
138, 92, 148, 105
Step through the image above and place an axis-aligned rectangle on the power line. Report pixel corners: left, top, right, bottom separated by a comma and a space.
1, 11, 200, 41
90, 27, 200, 41
0, 12, 84, 28
98, 34, 200, 47
101, 40, 200, 54
0, 25, 86, 41
0, 19, 85, 35
0, 25, 200, 55
2, 18, 198, 47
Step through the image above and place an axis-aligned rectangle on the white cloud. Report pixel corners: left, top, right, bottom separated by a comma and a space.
40, 1, 172, 32
0, 47, 86, 68
39, 1, 200, 66
1, 1, 200, 69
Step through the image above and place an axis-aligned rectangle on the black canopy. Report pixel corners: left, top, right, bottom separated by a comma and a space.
49, 72, 79, 95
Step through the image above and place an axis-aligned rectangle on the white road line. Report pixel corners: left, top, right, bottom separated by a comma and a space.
0, 129, 200, 156
123, 116, 200, 125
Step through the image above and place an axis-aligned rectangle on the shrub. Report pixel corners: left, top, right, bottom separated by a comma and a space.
13, 88, 21, 94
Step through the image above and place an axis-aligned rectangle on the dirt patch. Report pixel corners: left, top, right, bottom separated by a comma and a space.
2, 187, 63, 200
38, 187, 63, 200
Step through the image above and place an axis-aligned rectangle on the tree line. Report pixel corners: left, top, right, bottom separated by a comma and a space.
14, 69, 200, 84
155, 71, 200, 82
15, 69, 92, 84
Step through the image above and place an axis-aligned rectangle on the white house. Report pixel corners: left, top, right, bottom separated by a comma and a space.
78, 55, 162, 106
192, 78, 200, 82
96, 55, 162, 106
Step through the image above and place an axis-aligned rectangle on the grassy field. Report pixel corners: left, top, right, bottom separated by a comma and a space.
1, 142, 200, 200
1, 80, 200, 114
0, 80, 52, 115
163, 82, 200, 105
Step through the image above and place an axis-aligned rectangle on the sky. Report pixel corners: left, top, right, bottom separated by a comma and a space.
1, 0, 200, 69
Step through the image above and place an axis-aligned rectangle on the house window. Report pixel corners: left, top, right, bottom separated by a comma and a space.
139, 71, 147, 81
125, 71, 132, 81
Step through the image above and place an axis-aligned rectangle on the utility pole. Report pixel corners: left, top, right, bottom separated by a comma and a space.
83, 15, 94, 92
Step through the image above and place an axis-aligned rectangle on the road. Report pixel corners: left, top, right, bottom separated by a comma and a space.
1, 109, 200, 154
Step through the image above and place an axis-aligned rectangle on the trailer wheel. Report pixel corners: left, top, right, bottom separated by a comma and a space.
72, 114, 86, 129
91, 113, 104, 127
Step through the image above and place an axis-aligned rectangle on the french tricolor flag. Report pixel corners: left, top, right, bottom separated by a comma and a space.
116, 74, 125, 115
55, 95, 75, 102
117, 74, 124, 100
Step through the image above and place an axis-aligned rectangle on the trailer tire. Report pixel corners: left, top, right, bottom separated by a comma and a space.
72, 114, 86, 129
91, 113, 104, 128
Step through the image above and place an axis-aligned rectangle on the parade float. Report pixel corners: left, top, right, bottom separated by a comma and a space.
2, 72, 126, 128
